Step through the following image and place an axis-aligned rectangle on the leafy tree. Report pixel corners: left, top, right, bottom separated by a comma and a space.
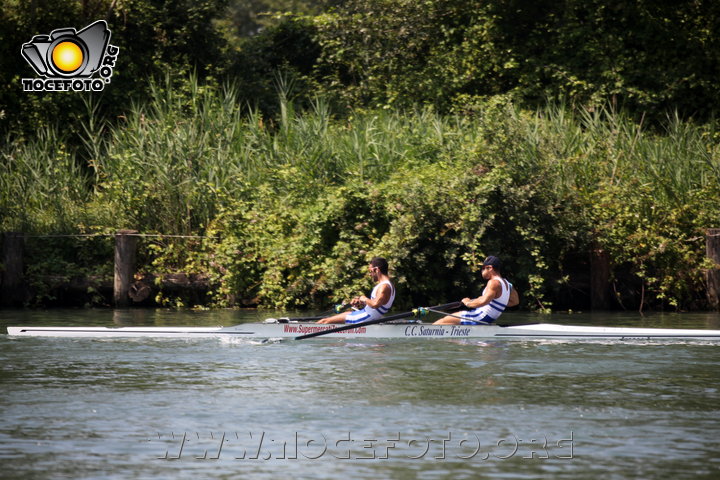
226, 14, 321, 115
217, 0, 338, 39
311, 0, 720, 120
1, 0, 230, 136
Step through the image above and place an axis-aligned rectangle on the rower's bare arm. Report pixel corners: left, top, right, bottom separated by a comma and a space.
360, 284, 390, 309
508, 287, 519, 308
463, 280, 501, 309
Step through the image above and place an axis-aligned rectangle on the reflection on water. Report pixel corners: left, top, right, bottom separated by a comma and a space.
1, 309, 720, 480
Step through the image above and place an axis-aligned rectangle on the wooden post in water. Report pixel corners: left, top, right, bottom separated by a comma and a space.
707, 228, 720, 310
1, 232, 25, 306
114, 230, 138, 308
590, 243, 610, 310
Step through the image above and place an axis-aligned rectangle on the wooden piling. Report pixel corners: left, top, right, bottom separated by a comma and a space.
590, 243, 610, 310
114, 230, 138, 308
1, 232, 25, 306
708, 228, 720, 310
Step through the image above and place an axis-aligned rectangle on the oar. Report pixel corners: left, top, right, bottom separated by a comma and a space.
294, 301, 463, 340
266, 303, 349, 323
422, 307, 491, 325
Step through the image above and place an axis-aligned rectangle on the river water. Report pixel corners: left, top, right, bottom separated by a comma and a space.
1, 309, 720, 479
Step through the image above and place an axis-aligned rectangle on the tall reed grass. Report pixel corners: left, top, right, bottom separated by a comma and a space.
80, 76, 490, 234
3, 77, 717, 238
1, 128, 89, 233
502, 102, 720, 205
2, 76, 718, 310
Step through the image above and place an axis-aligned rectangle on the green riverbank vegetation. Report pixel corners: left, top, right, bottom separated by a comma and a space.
3, 80, 719, 310
1, 1, 719, 311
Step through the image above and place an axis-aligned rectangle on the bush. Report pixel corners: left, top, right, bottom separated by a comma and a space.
3, 78, 718, 311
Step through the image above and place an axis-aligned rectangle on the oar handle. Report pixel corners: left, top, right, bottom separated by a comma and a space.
424, 307, 490, 324
294, 301, 463, 340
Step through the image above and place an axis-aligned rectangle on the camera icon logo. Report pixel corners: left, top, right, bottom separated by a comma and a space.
21, 20, 119, 92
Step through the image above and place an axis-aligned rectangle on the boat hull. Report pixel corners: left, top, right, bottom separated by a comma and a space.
7, 322, 720, 340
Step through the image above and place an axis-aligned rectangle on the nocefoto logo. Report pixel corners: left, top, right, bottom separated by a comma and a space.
21, 20, 119, 92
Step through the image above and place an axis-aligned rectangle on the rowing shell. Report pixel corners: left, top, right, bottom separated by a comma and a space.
7, 322, 720, 340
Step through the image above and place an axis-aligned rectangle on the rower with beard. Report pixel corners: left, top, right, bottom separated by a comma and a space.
317, 257, 396, 324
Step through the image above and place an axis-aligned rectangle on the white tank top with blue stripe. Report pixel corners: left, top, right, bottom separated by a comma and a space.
461, 278, 511, 324
345, 280, 395, 324
478, 278, 511, 321
370, 280, 395, 314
